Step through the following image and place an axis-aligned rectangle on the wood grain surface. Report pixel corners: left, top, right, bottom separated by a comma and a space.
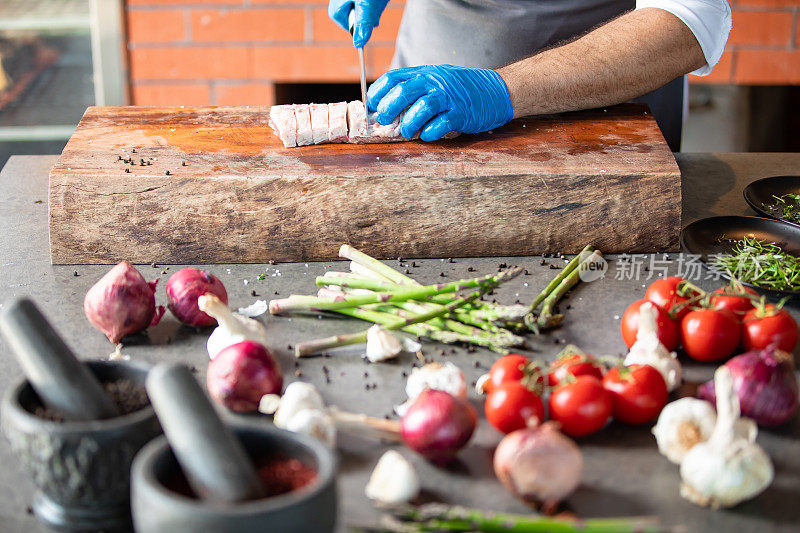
49, 104, 681, 264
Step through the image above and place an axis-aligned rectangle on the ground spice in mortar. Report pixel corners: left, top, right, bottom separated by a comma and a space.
257, 457, 317, 497
33, 379, 149, 422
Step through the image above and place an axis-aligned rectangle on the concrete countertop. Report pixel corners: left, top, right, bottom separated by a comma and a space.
0, 153, 799, 532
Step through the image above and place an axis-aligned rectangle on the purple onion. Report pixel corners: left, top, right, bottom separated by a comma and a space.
206, 340, 282, 412
400, 389, 477, 463
698, 345, 798, 426
165, 268, 227, 327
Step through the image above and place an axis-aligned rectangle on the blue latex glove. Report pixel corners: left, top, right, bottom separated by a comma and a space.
328, 0, 391, 48
366, 65, 514, 142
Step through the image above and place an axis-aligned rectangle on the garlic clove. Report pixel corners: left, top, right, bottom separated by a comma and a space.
365, 324, 402, 362
365, 450, 420, 505
652, 397, 716, 465
625, 301, 682, 392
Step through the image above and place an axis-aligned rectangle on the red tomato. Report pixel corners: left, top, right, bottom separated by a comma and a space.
602, 365, 668, 425
482, 354, 536, 394
710, 286, 758, 317
620, 299, 680, 350
645, 276, 692, 320
680, 308, 740, 362
548, 376, 612, 438
485, 382, 545, 434
547, 353, 604, 387
742, 305, 799, 352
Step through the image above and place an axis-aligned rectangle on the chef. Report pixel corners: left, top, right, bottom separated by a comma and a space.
328, 0, 731, 150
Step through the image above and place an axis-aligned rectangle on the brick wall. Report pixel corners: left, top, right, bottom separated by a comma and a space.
126, 0, 799, 106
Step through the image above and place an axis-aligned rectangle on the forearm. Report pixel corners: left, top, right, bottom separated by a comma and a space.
497, 8, 706, 118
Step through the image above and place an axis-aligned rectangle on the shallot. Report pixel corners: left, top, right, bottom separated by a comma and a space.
681, 367, 773, 508
493, 422, 583, 510
166, 268, 227, 327
400, 389, 476, 463
206, 340, 282, 412
698, 345, 798, 426
84, 261, 164, 344
198, 294, 269, 359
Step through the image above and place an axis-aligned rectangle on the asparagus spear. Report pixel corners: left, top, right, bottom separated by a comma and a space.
532, 250, 604, 330
294, 268, 522, 356
270, 272, 507, 315
528, 245, 594, 313
376, 504, 664, 533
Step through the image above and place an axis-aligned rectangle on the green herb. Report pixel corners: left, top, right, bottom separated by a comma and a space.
33, 200, 42, 204
763, 193, 800, 224
257, 274, 266, 280
712, 236, 800, 291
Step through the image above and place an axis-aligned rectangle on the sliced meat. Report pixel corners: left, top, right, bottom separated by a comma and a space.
268, 104, 297, 148
293, 104, 314, 147
328, 101, 349, 142
309, 103, 330, 144
346, 100, 368, 140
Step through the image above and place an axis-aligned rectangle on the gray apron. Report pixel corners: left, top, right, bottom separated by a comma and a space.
392, 0, 683, 150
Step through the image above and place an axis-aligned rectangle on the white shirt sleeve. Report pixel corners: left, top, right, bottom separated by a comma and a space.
636, 0, 732, 76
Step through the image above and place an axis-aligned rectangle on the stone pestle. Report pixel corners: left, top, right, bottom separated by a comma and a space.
145, 362, 266, 503
0, 298, 119, 421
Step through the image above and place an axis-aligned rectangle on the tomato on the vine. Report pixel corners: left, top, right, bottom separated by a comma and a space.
645, 276, 693, 320
621, 299, 680, 350
547, 351, 604, 387
680, 308, 740, 362
710, 286, 758, 317
742, 305, 799, 352
485, 381, 545, 434
481, 354, 539, 394
602, 365, 667, 425
548, 375, 611, 438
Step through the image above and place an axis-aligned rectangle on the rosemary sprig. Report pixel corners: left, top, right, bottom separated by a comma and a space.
712, 236, 800, 291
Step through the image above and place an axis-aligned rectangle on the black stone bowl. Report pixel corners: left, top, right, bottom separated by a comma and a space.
131, 417, 337, 533
0, 359, 159, 532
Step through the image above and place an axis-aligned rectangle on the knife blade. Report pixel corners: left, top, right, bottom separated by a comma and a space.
348, 9, 371, 136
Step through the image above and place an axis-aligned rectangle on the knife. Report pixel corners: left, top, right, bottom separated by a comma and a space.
348, 9, 371, 136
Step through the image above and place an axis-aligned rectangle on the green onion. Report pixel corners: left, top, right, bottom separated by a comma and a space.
763, 193, 800, 224
712, 236, 800, 291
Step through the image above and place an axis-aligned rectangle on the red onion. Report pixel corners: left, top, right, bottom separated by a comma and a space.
84, 261, 164, 344
400, 389, 476, 463
698, 345, 798, 426
165, 268, 227, 327
206, 340, 282, 412
493, 422, 583, 511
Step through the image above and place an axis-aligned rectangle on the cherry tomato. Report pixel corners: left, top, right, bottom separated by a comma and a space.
548, 375, 611, 438
621, 299, 680, 350
710, 286, 758, 317
547, 352, 604, 387
602, 365, 667, 425
680, 308, 740, 362
742, 305, 799, 352
485, 382, 545, 434
645, 276, 692, 320
482, 354, 538, 394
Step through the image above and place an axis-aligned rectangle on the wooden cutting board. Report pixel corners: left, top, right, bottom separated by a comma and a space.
49, 104, 680, 264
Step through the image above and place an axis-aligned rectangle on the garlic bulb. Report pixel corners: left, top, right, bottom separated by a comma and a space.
365, 450, 420, 504
624, 301, 682, 391
260, 382, 336, 447
653, 398, 717, 464
365, 324, 402, 362
680, 367, 774, 509
395, 362, 467, 416
198, 294, 270, 359
283, 408, 336, 447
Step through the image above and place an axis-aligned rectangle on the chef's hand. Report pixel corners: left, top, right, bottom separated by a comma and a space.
328, 0, 390, 48
367, 65, 514, 141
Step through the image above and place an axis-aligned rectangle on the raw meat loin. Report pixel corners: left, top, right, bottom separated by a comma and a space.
268, 105, 297, 148
269, 100, 456, 147
309, 103, 329, 144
